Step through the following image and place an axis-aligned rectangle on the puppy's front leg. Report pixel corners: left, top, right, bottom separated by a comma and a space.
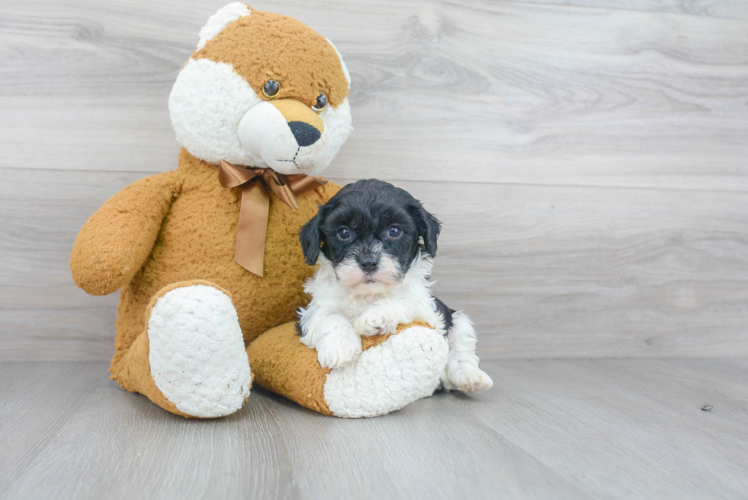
354, 301, 410, 337
299, 306, 361, 369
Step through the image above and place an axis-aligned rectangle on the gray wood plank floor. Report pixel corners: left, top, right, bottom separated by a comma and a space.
1, 359, 746, 499
512, 0, 748, 19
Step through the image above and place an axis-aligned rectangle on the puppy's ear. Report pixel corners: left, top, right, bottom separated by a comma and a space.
410, 202, 441, 257
299, 204, 331, 265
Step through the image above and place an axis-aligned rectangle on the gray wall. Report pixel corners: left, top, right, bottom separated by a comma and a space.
2, 0, 747, 361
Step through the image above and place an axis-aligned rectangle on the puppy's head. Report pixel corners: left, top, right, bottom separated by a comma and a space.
300, 180, 441, 295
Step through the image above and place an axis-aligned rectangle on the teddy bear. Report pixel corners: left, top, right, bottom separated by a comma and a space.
70, 3, 449, 419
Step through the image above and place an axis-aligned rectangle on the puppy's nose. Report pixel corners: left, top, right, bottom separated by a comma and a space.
358, 255, 379, 273
288, 121, 321, 147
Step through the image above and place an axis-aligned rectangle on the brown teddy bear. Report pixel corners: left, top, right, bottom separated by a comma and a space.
71, 3, 448, 418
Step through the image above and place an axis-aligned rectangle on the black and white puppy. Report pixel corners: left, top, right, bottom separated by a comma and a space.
297, 179, 492, 393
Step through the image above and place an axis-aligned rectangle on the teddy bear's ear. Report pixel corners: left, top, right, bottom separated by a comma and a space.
195, 3, 252, 51
299, 204, 332, 265
409, 202, 442, 257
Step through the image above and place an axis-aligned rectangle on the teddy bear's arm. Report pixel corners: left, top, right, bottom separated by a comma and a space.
70, 171, 180, 296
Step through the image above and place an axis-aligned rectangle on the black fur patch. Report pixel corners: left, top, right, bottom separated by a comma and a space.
432, 296, 454, 333
299, 179, 441, 273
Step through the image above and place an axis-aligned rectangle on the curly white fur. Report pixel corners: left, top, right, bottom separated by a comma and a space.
299, 253, 492, 393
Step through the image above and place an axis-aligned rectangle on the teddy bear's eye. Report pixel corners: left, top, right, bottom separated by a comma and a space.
262, 80, 280, 99
312, 92, 328, 112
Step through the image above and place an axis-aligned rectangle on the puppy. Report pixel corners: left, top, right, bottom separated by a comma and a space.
297, 179, 493, 393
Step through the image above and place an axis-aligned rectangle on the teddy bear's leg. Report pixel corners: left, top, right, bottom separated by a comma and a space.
115, 280, 251, 418
248, 321, 448, 418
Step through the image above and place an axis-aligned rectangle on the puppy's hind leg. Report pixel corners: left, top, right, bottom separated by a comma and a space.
441, 312, 493, 394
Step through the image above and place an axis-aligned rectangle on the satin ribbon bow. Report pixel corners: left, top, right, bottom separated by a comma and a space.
218, 160, 326, 277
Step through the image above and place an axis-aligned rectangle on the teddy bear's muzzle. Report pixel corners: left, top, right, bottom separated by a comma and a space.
237, 99, 326, 175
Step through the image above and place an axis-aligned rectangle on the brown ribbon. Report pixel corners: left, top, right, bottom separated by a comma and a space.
218, 160, 327, 277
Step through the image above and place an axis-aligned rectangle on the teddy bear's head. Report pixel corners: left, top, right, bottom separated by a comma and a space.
169, 3, 352, 175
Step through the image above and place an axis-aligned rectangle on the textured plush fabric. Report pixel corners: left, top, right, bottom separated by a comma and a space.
70, 172, 179, 296
114, 281, 221, 418
71, 149, 340, 411
248, 320, 441, 417
248, 321, 335, 415
168, 6, 352, 173
324, 324, 448, 418
195, 9, 349, 109
148, 283, 251, 418
195, 2, 251, 51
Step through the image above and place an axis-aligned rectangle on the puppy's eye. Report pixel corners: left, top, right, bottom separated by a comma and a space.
312, 92, 328, 112
337, 227, 351, 240
262, 80, 280, 99
387, 226, 402, 238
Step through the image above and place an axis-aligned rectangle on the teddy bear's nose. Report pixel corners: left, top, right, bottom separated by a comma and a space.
288, 121, 321, 147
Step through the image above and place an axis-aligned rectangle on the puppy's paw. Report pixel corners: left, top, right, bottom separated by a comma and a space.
354, 306, 403, 337
315, 329, 362, 369
449, 365, 493, 394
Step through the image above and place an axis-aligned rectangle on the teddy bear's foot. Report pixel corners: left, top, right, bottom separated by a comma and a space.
323, 324, 448, 418
147, 283, 251, 418
249, 321, 448, 418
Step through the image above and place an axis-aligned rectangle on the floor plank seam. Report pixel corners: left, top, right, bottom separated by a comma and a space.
500, 0, 748, 23
4, 167, 748, 196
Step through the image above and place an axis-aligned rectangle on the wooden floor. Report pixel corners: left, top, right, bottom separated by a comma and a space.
1, 359, 747, 499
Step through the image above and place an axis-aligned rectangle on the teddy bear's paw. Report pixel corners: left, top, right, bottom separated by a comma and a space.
444, 363, 494, 394
147, 284, 251, 418
353, 306, 403, 337
315, 328, 362, 369
323, 325, 449, 418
